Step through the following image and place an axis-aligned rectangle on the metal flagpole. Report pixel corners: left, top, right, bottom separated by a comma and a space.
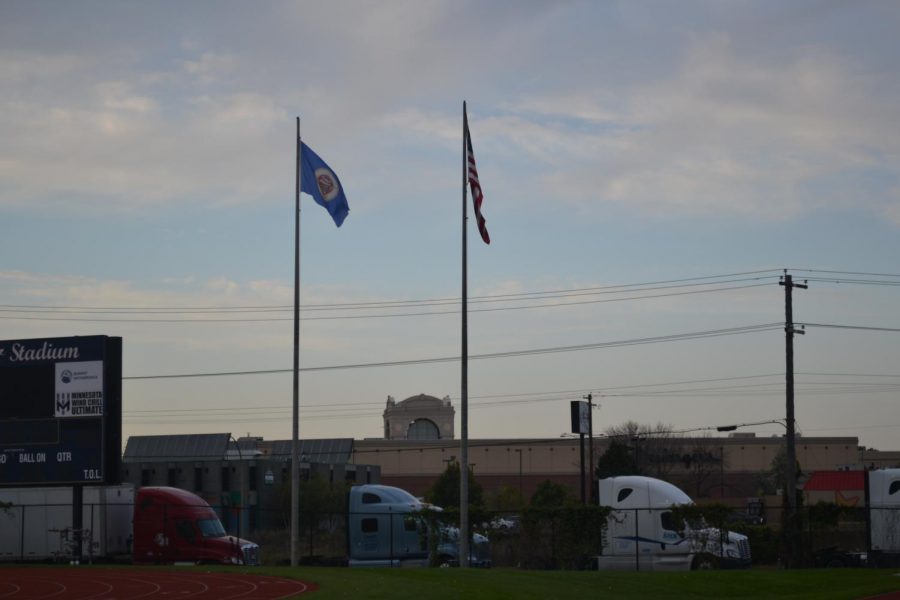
291, 116, 301, 567
460, 101, 470, 568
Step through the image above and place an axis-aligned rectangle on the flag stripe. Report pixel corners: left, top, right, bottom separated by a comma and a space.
465, 121, 490, 244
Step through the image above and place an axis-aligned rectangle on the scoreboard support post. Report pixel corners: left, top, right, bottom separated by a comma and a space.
72, 484, 83, 564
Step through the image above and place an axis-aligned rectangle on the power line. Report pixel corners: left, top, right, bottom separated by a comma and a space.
0, 276, 773, 313
122, 323, 783, 380
4, 268, 898, 323
118, 321, 900, 383
119, 372, 900, 424
803, 323, 900, 333
803, 277, 900, 287
790, 268, 900, 278
120, 436, 596, 461
0, 282, 775, 323
0, 269, 784, 312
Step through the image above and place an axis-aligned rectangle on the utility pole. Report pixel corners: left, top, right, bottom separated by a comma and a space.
779, 270, 806, 567
584, 393, 595, 504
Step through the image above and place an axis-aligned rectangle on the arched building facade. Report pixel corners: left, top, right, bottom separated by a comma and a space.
383, 393, 455, 440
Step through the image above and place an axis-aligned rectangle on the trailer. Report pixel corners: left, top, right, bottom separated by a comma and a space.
814, 469, 900, 568
0, 484, 132, 562
0, 484, 259, 565
867, 469, 900, 566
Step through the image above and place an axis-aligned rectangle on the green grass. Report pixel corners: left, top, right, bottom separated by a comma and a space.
209, 566, 900, 600
5, 564, 900, 599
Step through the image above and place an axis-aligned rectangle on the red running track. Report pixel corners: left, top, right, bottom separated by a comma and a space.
0, 567, 314, 599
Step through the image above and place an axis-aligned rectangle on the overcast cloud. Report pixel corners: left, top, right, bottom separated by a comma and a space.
1, 1, 899, 448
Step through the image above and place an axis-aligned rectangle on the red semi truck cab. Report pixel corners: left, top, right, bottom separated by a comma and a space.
132, 486, 259, 565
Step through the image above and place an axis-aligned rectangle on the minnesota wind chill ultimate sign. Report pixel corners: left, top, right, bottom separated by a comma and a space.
0, 336, 122, 486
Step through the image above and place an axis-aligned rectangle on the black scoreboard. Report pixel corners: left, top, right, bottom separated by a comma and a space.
0, 335, 122, 487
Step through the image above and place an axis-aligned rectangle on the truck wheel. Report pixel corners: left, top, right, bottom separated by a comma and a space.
692, 554, 719, 570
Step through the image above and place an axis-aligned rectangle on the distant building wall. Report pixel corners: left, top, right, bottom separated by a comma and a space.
351, 436, 862, 502
121, 459, 380, 532
862, 449, 900, 470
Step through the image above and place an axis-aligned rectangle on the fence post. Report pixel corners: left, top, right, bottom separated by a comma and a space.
89, 502, 95, 564
389, 509, 394, 567
550, 512, 556, 568
162, 502, 168, 563
634, 509, 640, 572
72, 484, 83, 564
308, 510, 314, 559
864, 487, 873, 567
20, 505, 26, 561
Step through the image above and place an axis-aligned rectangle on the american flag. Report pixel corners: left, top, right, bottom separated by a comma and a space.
465, 110, 490, 245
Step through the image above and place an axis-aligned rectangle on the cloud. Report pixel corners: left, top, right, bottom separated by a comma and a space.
96, 81, 159, 113
498, 34, 900, 222
0, 52, 88, 82
182, 52, 238, 84
884, 200, 900, 227
0, 75, 290, 211
1, 5, 898, 229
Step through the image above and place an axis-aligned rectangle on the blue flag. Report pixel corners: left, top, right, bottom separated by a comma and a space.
301, 143, 349, 227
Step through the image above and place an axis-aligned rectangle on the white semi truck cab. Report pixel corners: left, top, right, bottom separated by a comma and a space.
597, 475, 751, 571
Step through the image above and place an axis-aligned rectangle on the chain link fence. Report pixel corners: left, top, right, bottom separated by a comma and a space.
2, 501, 899, 569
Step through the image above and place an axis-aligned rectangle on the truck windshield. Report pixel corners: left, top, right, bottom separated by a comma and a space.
197, 518, 227, 538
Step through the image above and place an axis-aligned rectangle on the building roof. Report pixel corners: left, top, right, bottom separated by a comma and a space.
397, 394, 446, 408
123, 433, 231, 463
804, 470, 865, 491
268, 438, 354, 465
123, 434, 354, 465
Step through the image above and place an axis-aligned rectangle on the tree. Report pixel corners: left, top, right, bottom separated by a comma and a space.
761, 446, 803, 505
425, 462, 484, 509
681, 434, 724, 498
486, 484, 523, 512
529, 480, 574, 509
276, 475, 349, 532
604, 421, 681, 479
595, 439, 640, 479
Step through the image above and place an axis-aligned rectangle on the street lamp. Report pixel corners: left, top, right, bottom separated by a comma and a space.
715, 418, 796, 563
716, 420, 791, 495
716, 419, 787, 433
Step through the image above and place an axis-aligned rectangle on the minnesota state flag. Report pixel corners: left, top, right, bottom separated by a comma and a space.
301, 144, 349, 227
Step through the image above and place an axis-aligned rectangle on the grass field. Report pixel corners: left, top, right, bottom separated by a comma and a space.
210, 566, 900, 600
4, 564, 900, 599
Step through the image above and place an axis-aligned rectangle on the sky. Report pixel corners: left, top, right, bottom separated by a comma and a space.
1, 1, 899, 452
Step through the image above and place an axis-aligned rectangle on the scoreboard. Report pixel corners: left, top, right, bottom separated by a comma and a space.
0, 335, 122, 487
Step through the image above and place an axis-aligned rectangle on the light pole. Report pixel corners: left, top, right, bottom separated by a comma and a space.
780, 272, 806, 568
716, 419, 791, 532
229, 436, 245, 541
583, 393, 595, 503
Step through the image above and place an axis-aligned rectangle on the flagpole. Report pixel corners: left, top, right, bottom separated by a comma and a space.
460, 101, 470, 568
291, 116, 301, 568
